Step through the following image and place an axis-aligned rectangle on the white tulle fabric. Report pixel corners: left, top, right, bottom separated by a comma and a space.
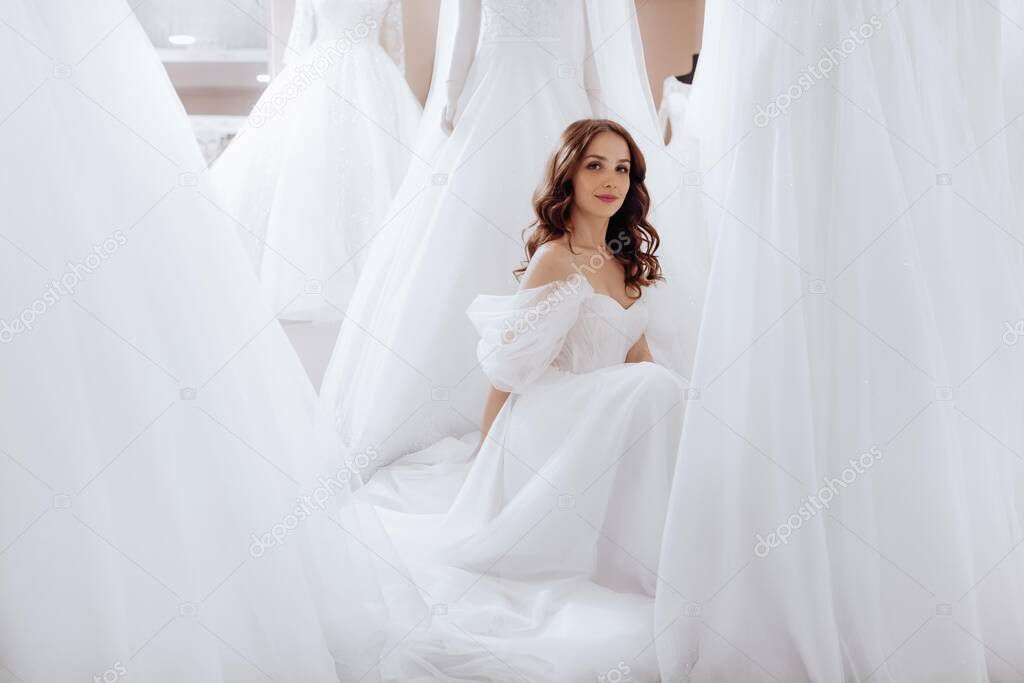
469, 274, 648, 392
654, 1, 1024, 681
656, 75, 712, 366
0, 2, 380, 680
345, 276, 688, 680
209, 0, 421, 321
320, 0, 705, 477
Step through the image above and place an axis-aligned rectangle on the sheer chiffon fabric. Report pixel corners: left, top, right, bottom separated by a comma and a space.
209, 0, 421, 321
0, 3, 378, 679
319, 0, 707, 478
654, 1, 1024, 680
348, 276, 688, 681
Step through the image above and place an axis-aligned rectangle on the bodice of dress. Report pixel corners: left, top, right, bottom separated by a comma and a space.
310, 0, 394, 41
467, 274, 648, 394
480, 0, 577, 44
552, 281, 647, 375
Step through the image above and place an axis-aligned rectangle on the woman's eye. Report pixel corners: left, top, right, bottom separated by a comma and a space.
588, 162, 601, 170
617, 166, 628, 173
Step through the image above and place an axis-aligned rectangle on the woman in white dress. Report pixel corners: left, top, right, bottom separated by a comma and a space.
210, 0, 421, 321
340, 119, 689, 681
320, 0, 701, 477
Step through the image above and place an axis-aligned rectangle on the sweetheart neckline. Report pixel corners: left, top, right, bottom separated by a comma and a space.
588, 291, 644, 313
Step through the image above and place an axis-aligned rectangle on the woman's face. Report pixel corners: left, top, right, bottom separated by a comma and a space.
570, 131, 631, 220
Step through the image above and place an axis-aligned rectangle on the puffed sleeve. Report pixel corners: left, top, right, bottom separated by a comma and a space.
466, 275, 591, 393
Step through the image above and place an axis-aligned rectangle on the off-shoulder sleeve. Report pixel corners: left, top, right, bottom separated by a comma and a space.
466, 275, 591, 393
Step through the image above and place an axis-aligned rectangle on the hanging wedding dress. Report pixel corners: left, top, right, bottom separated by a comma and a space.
0, 2, 378, 679
320, 0, 703, 474
654, 1, 1024, 680
209, 0, 421, 321
660, 76, 694, 168
658, 74, 711, 346
339, 273, 688, 681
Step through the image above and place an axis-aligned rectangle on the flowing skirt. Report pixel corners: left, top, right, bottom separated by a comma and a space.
655, 1, 1024, 680
350, 361, 688, 681
0, 3, 377, 679
210, 41, 421, 321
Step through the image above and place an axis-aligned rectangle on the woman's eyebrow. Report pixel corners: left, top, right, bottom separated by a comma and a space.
585, 154, 631, 163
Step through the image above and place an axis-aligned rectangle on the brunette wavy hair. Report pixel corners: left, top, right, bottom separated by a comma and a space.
514, 118, 663, 299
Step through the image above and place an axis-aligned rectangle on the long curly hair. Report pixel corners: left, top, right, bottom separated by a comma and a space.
514, 119, 663, 299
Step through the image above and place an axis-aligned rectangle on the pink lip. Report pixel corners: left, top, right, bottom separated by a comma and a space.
596, 194, 618, 203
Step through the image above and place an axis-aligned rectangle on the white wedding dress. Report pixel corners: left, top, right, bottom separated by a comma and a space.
320, 0, 703, 475
654, 1, 1024, 681
657, 74, 711, 354
209, 0, 421, 321
0, 2, 379, 680
343, 273, 688, 681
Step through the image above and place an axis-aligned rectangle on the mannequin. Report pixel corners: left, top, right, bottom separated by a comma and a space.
676, 51, 699, 84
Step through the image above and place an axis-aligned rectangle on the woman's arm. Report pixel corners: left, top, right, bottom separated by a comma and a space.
476, 245, 575, 445
625, 333, 655, 363
479, 385, 509, 442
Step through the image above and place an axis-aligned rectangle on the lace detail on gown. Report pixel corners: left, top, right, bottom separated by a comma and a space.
480, 0, 562, 42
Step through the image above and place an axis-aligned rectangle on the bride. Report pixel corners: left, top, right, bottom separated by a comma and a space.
319, 0, 703, 478
345, 118, 688, 681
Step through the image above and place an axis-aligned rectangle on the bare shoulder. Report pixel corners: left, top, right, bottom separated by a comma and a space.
520, 241, 578, 290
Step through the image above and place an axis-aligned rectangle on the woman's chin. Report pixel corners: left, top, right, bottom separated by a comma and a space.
584, 201, 621, 218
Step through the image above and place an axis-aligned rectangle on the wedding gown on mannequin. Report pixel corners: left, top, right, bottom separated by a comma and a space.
654, 1, 1024, 680
658, 74, 711, 346
0, 2, 378, 679
340, 273, 688, 680
321, 0, 702, 474
210, 0, 421, 321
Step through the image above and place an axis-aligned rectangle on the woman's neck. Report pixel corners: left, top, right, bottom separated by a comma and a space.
568, 210, 608, 249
